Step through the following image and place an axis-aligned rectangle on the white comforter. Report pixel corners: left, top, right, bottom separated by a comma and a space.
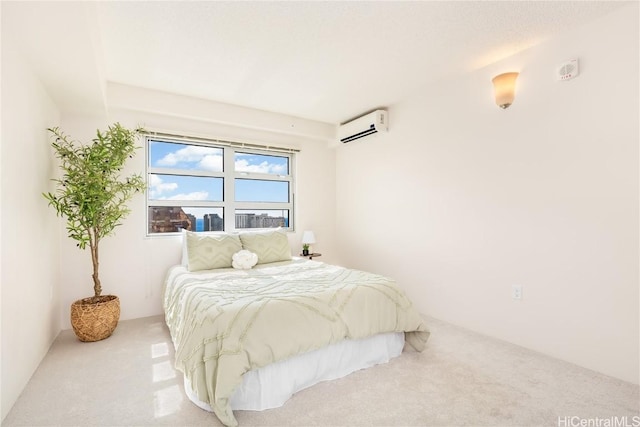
163, 258, 429, 426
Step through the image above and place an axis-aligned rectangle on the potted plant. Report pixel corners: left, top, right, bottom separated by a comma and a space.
302, 243, 310, 256
43, 123, 146, 342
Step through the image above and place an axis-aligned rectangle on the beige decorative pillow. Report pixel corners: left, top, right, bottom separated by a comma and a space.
185, 230, 242, 271
239, 229, 292, 264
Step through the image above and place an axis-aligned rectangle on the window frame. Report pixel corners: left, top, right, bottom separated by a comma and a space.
145, 133, 296, 235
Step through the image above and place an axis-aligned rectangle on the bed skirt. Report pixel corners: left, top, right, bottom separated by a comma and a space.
184, 331, 405, 412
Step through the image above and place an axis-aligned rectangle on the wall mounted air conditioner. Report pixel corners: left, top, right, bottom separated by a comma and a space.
338, 110, 388, 144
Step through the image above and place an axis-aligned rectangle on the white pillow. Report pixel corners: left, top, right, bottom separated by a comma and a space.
232, 250, 259, 270
239, 228, 292, 265
181, 229, 189, 266
184, 229, 242, 271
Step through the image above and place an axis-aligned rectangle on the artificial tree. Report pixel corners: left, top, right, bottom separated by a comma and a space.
44, 123, 146, 340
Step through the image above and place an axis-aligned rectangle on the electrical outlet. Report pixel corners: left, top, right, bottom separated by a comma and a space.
512, 285, 523, 300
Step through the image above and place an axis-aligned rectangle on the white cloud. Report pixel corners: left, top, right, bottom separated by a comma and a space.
157, 146, 221, 168
198, 154, 223, 172
160, 191, 210, 201
148, 174, 178, 199
235, 159, 287, 175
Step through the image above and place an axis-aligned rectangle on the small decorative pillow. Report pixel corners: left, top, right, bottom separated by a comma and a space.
232, 250, 259, 270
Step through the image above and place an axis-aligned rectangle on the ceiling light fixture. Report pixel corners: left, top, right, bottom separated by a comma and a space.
492, 72, 519, 109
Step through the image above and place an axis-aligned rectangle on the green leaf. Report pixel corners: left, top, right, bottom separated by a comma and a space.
43, 123, 147, 296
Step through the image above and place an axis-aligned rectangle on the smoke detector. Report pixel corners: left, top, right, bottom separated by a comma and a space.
557, 59, 579, 81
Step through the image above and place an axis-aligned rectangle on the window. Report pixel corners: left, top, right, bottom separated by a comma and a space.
146, 135, 295, 234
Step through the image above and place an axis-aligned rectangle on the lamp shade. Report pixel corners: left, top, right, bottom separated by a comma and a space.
492, 72, 519, 109
301, 230, 316, 245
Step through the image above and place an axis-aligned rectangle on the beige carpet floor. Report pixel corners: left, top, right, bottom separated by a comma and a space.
3, 315, 638, 426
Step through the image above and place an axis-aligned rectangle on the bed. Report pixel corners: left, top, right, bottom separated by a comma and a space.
163, 229, 430, 427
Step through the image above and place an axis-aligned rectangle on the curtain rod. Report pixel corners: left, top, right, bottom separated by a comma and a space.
144, 130, 301, 153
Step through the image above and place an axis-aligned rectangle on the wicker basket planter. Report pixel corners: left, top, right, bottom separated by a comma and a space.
70, 295, 120, 342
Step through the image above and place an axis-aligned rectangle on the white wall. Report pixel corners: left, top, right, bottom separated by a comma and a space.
0, 40, 62, 419
56, 87, 337, 329
336, 4, 639, 384
2, 7, 635, 426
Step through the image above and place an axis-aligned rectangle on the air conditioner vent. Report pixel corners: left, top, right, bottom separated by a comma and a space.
338, 110, 388, 144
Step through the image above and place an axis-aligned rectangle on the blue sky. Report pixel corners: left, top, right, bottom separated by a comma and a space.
148, 140, 289, 202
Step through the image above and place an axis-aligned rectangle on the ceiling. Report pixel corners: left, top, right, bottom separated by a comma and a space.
3, 1, 630, 125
